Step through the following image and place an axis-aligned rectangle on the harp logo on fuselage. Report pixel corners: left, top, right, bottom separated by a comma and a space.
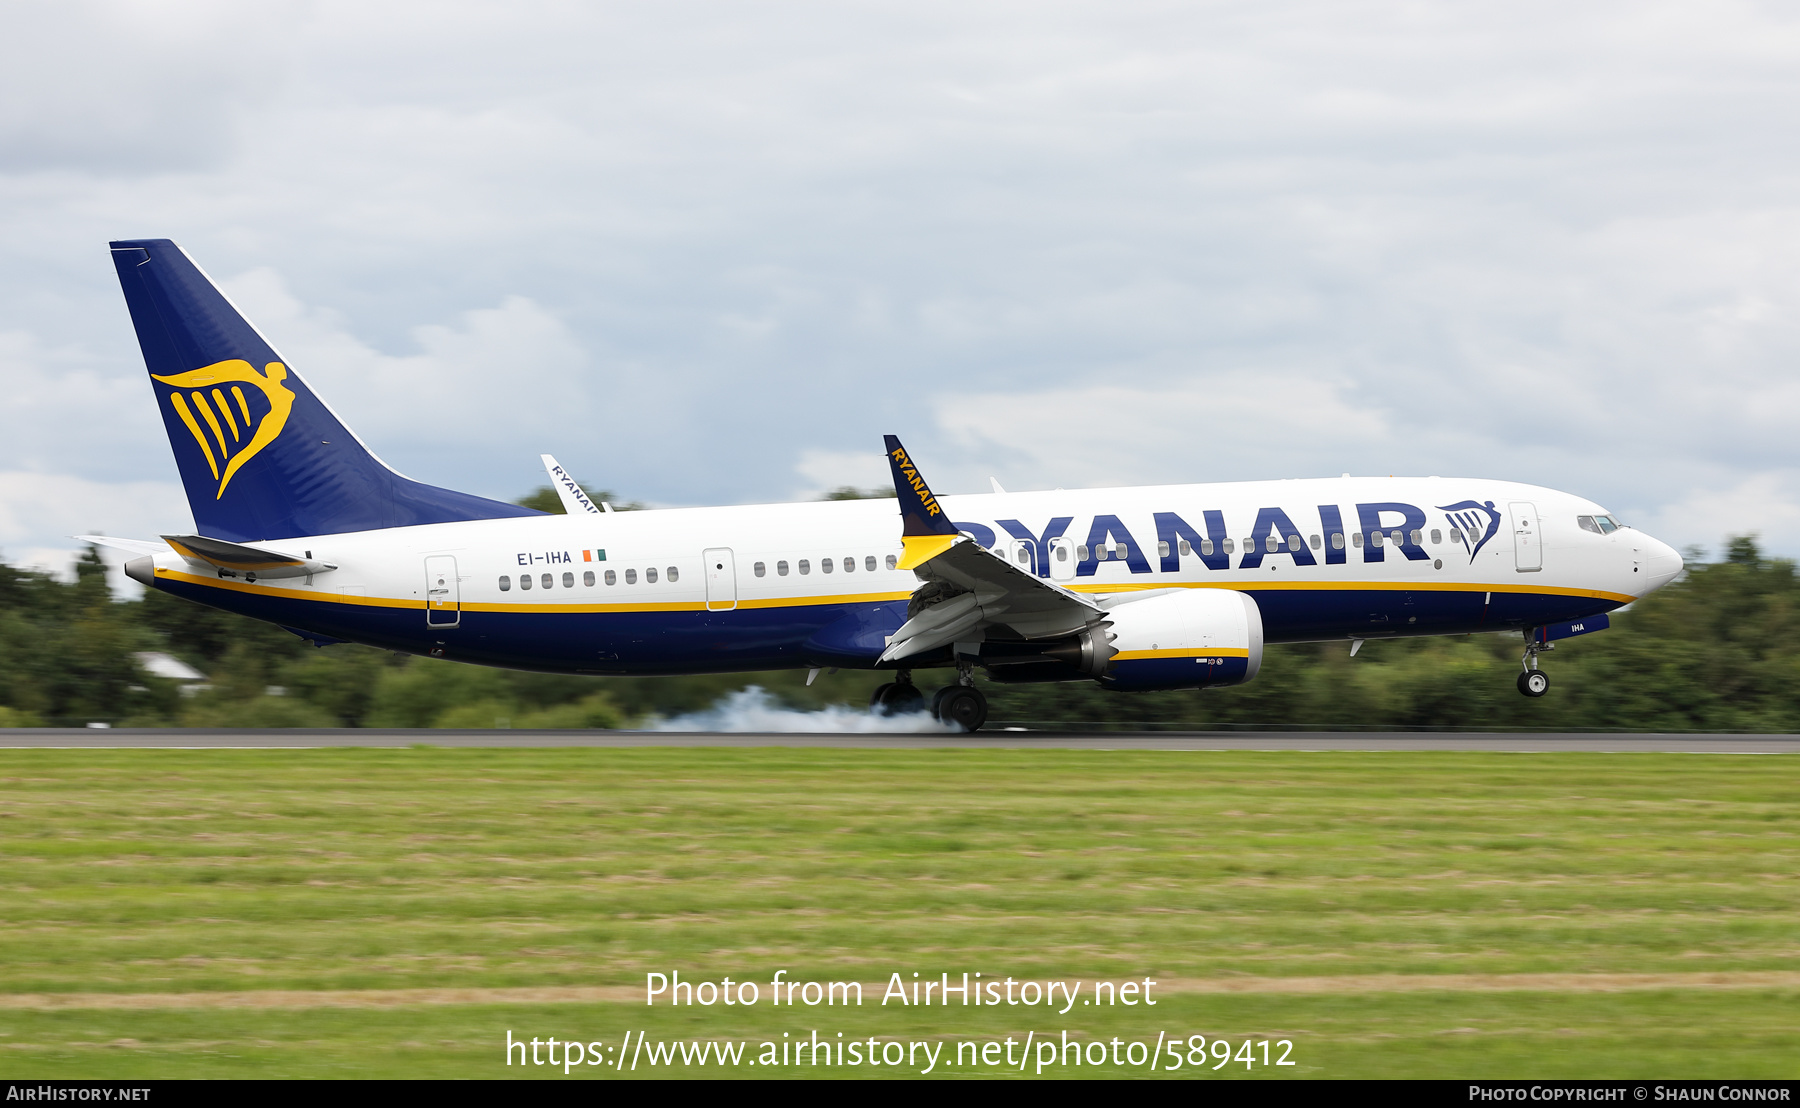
1437, 500, 1503, 562
151, 360, 296, 500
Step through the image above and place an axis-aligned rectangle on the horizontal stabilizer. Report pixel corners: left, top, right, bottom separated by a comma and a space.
75, 535, 170, 557
161, 534, 337, 579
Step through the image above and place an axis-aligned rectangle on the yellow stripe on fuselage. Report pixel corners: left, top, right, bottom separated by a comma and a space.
156, 568, 912, 615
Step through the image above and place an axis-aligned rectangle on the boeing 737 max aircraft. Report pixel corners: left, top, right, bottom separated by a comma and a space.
90, 239, 1684, 731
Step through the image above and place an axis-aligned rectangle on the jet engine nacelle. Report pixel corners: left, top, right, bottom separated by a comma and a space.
1095, 588, 1264, 691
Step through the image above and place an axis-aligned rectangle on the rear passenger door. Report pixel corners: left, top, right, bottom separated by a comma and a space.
703, 548, 737, 611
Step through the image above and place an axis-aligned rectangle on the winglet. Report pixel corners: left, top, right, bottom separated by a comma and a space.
539, 454, 601, 515
884, 434, 959, 569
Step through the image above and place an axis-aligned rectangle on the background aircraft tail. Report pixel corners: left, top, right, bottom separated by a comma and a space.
109, 238, 540, 542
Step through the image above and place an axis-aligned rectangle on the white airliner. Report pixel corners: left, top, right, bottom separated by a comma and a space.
89, 239, 1684, 731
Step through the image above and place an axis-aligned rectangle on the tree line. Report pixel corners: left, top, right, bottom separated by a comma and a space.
1, 484, 1788, 731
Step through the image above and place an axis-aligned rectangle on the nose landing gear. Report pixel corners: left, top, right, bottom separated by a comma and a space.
1518, 640, 1552, 697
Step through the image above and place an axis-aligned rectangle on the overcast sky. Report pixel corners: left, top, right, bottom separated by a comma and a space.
5, 0, 1799, 583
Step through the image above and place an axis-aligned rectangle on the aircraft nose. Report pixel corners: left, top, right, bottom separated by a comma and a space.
1636, 532, 1682, 596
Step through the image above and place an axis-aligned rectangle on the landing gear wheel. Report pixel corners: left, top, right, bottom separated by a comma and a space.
930, 685, 989, 732
1518, 670, 1550, 697
871, 682, 926, 717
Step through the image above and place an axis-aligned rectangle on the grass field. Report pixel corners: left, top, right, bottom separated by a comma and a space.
0, 747, 1795, 1078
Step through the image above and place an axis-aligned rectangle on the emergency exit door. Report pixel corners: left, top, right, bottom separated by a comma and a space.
425, 555, 460, 626
1510, 502, 1542, 573
703, 548, 737, 611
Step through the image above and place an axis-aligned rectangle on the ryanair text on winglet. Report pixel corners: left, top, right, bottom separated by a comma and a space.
890, 446, 942, 519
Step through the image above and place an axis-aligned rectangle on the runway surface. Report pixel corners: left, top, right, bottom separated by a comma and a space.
2, 728, 1797, 752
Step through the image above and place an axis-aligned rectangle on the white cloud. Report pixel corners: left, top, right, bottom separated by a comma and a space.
0, 471, 188, 595
935, 374, 1392, 491
1634, 471, 1800, 562
792, 447, 893, 500
218, 268, 591, 496
0, 0, 1798, 565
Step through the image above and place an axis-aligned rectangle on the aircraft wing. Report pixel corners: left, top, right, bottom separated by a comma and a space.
879, 435, 1105, 664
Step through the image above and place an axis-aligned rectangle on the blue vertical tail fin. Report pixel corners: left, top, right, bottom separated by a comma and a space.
110, 239, 541, 542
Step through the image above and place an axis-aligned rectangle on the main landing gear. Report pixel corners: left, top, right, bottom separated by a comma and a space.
1517, 640, 1552, 698
870, 673, 925, 717
869, 667, 990, 732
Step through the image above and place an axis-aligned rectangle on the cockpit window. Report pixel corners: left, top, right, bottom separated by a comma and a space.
1579, 514, 1623, 535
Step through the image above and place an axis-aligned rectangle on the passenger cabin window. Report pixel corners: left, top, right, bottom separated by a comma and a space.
646, 567, 658, 583
843, 557, 854, 573
667, 566, 679, 582
1310, 534, 1321, 550
1178, 539, 1191, 556
1391, 530, 1403, 546
1430, 529, 1442, 544
1017, 547, 1030, 565
1076, 545, 1089, 560
1223, 538, 1235, 554
1055, 545, 1068, 561
1201, 538, 1214, 555
778, 560, 790, 576
625, 568, 637, 584
885, 555, 897, 570
1410, 529, 1422, 546
865, 556, 876, 572
754, 561, 767, 577
798, 559, 810, 575
1266, 535, 1279, 553
1157, 541, 1171, 558
1116, 543, 1130, 560
1449, 528, 1462, 544
541, 573, 553, 589
499, 575, 511, 591
605, 569, 616, 585
561, 572, 573, 588
1332, 533, 1344, 549
583, 570, 595, 586
821, 557, 833, 574
520, 574, 532, 590
1287, 534, 1301, 552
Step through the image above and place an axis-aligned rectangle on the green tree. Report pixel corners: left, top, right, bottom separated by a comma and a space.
515, 483, 644, 513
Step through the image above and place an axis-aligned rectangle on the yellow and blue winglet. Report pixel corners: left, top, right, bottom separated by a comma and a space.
884, 434, 959, 569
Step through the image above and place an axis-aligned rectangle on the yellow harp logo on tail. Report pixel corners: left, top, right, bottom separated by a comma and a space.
151, 360, 296, 499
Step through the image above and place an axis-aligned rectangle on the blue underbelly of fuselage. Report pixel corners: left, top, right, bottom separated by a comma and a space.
157, 576, 1622, 676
